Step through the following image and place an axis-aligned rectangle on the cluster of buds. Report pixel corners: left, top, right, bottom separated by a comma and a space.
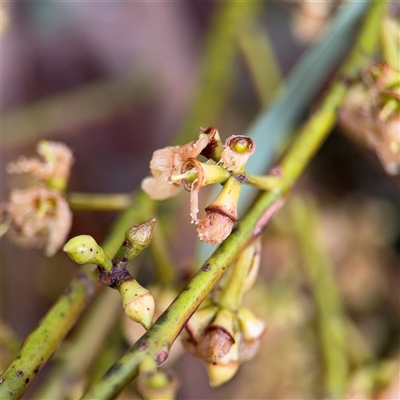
182, 301, 265, 387
339, 62, 400, 175
141, 127, 256, 244
182, 239, 266, 386
64, 219, 156, 330
1, 141, 74, 256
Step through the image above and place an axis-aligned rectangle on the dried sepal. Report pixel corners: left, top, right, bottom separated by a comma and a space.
2, 187, 72, 256
221, 135, 255, 173
7, 141, 74, 191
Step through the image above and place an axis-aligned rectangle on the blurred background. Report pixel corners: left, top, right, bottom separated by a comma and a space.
1, 2, 399, 399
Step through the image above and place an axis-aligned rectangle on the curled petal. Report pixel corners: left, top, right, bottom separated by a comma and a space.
141, 176, 182, 200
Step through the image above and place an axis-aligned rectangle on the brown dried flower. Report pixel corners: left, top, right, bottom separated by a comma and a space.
7, 140, 74, 191
141, 131, 220, 200
339, 62, 400, 175
1, 187, 72, 256
197, 176, 242, 244
197, 212, 235, 245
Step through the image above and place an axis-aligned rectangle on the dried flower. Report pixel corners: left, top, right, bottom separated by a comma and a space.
339, 62, 400, 175
221, 135, 255, 174
1, 187, 72, 256
7, 140, 74, 191
197, 176, 242, 244
141, 132, 219, 200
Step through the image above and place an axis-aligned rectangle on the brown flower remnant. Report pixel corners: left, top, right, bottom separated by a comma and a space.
141, 129, 220, 200
7, 140, 74, 191
339, 62, 400, 175
197, 176, 241, 244
1, 187, 72, 256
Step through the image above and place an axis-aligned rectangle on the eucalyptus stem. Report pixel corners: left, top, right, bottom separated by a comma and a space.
290, 196, 348, 398
68, 192, 133, 212
81, 3, 386, 398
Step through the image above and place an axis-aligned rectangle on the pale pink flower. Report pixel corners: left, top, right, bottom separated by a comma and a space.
1, 187, 72, 256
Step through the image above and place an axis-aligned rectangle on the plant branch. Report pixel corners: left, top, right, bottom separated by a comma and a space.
68, 192, 133, 212
81, 3, 387, 398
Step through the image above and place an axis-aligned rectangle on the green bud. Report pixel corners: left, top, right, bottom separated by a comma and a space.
137, 370, 179, 400
205, 360, 239, 387
114, 218, 156, 263
118, 279, 155, 330
63, 235, 112, 269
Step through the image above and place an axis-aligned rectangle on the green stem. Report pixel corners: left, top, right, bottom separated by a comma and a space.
32, 289, 121, 400
81, 3, 386, 398
290, 196, 348, 398
236, 19, 282, 106
68, 192, 133, 212
244, 172, 280, 191
216, 243, 254, 311
381, 16, 399, 70
150, 221, 176, 284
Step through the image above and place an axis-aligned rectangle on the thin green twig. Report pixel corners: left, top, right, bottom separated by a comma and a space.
68, 192, 133, 212
81, 3, 387, 398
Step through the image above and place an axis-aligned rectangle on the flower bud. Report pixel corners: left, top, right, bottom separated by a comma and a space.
221, 135, 255, 173
137, 369, 179, 400
205, 360, 239, 387
118, 279, 155, 330
63, 235, 112, 268
242, 238, 262, 294
114, 218, 156, 263
237, 306, 266, 342
185, 300, 219, 339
